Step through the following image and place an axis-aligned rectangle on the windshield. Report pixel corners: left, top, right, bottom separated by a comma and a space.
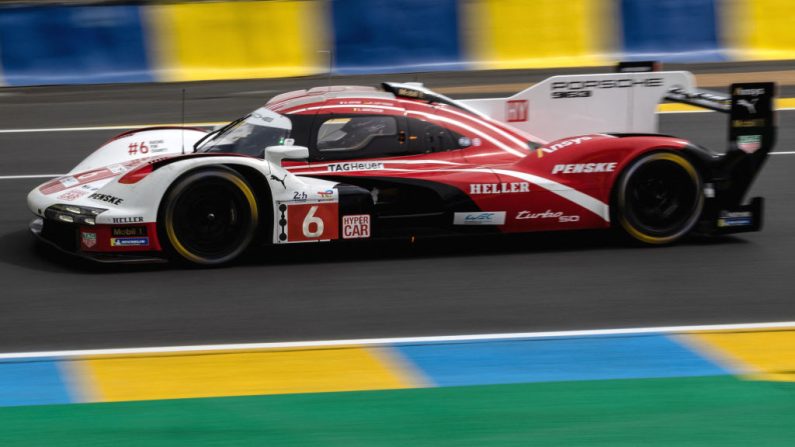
197, 108, 291, 157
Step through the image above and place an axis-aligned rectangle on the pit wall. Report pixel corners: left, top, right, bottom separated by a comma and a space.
0, 0, 792, 87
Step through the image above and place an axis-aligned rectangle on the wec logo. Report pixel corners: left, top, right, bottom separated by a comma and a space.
467, 213, 494, 221
454, 211, 506, 226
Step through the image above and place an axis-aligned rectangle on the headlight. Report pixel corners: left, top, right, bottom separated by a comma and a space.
45, 204, 107, 225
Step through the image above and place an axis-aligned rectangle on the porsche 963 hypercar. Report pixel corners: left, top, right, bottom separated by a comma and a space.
27, 67, 776, 265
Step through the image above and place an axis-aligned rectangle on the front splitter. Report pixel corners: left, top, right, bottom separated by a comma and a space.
30, 217, 168, 264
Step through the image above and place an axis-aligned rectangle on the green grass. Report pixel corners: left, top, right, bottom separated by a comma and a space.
1, 376, 794, 446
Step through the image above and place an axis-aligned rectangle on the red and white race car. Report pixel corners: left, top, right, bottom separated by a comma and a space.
27, 67, 776, 265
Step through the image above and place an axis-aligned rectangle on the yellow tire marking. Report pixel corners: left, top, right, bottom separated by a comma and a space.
618, 152, 701, 244
166, 171, 258, 264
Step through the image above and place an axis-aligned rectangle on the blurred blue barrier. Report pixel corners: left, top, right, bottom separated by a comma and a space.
331, 0, 466, 74
0, 1, 791, 87
620, 0, 724, 62
0, 5, 152, 86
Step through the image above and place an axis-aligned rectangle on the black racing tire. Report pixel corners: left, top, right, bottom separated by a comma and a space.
159, 168, 258, 266
614, 151, 704, 245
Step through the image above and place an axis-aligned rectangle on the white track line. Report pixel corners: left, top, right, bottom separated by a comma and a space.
0, 174, 63, 180
1, 320, 793, 360
0, 122, 223, 134
1, 151, 793, 180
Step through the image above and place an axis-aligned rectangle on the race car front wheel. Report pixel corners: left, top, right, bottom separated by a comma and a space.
160, 168, 259, 266
615, 151, 703, 244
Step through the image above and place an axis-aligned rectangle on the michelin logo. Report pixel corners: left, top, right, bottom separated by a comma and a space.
110, 237, 149, 247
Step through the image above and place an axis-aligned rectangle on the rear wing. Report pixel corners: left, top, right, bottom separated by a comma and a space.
460, 71, 697, 142
459, 71, 775, 153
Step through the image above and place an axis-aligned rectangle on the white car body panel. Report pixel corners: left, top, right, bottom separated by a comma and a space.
70, 128, 207, 174
28, 121, 340, 249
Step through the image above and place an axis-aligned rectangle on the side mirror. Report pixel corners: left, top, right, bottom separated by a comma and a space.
264, 145, 309, 164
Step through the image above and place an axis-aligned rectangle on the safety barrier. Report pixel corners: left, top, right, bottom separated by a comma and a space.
0, 0, 792, 86
0, 4, 153, 85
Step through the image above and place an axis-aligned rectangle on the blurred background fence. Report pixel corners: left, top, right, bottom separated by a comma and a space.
0, 0, 792, 86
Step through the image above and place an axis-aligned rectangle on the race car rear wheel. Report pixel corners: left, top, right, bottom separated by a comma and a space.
160, 168, 258, 265
615, 151, 703, 244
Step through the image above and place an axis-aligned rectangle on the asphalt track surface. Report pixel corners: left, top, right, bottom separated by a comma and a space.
0, 63, 793, 352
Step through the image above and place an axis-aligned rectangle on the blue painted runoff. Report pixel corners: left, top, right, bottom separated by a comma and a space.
0, 359, 73, 407
395, 334, 731, 387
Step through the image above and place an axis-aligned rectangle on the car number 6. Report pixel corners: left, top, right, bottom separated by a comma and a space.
302, 205, 324, 238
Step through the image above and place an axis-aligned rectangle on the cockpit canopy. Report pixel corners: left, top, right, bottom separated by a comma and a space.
196, 108, 292, 157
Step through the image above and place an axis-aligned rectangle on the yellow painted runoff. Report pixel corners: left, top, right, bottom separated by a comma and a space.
689, 329, 795, 382
78, 347, 422, 402
464, 0, 611, 70
725, 0, 795, 60
147, 1, 326, 82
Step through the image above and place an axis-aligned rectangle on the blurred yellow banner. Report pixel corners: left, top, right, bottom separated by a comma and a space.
725, 0, 795, 61
148, 1, 327, 82
464, 0, 612, 70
